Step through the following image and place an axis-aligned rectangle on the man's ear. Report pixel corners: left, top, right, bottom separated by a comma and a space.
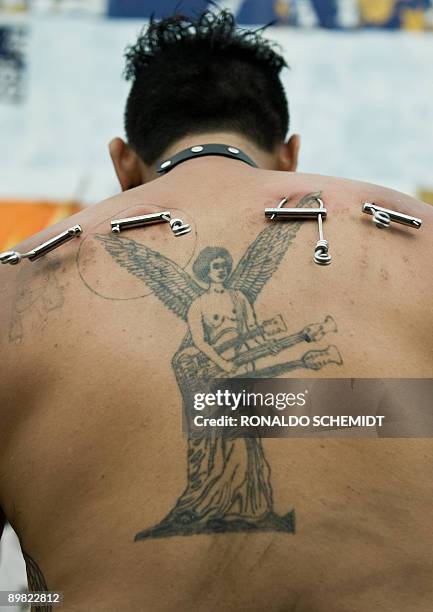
276, 134, 300, 172
109, 137, 144, 191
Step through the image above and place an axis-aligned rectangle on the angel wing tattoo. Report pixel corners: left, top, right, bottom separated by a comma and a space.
95, 232, 204, 321
96, 191, 320, 313
96, 192, 342, 540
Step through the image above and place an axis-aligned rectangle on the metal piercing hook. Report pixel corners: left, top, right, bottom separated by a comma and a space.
265, 196, 331, 266
314, 198, 331, 266
270, 197, 288, 220
0, 225, 82, 266
362, 203, 422, 230
111, 211, 171, 234
372, 209, 391, 229
169, 218, 191, 237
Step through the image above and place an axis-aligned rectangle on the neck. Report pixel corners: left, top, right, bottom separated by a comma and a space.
145, 132, 278, 180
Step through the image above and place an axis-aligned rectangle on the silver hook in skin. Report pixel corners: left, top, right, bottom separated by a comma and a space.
110, 210, 191, 237
362, 203, 422, 230
269, 197, 288, 220
111, 211, 171, 234
0, 225, 82, 266
169, 218, 191, 237
266, 196, 331, 265
313, 197, 332, 266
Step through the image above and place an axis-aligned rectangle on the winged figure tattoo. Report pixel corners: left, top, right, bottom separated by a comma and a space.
96, 192, 342, 539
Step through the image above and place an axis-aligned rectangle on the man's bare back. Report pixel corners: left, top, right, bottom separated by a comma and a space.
1, 159, 432, 611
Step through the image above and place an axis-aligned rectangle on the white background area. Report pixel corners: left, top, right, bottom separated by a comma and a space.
0, 13, 432, 599
1, 15, 433, 204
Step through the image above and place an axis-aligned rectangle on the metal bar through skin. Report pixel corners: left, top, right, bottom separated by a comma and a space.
362, 203, 422, 228
28, 225, 82, 261
111, 211, 171, 234
265, 208, 327, 219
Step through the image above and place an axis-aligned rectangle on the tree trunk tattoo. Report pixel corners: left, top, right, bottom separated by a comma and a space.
97, 193, 343, 540
22, 549, 52, 612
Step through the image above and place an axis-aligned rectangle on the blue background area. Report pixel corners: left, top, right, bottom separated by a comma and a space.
236, 1, 286, 25
107, 0, 339, 25
107, 0, 432, 28
108, 0, 211, 19
310, 0, 338, 28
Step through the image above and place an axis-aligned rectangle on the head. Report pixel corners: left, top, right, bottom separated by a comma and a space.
193, 247, 233, 285
110, 9, 300, 190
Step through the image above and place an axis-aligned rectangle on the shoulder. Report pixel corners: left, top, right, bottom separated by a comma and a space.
263, 170, 431, 213
256, 169, 433, 250
0, 202, 96, 406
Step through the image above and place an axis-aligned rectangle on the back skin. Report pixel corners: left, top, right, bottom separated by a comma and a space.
1, 158, 433, 612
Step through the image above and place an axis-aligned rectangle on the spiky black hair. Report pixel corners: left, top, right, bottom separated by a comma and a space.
124, 9, 290, 165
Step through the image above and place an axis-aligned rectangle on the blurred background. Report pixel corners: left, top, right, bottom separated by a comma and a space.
1, 0, 432, 607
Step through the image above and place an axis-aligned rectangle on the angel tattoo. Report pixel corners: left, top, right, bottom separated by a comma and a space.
96, 192, 342, 539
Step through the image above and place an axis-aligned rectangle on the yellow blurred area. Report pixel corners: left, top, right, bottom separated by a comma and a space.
0, 200, 82, 251
0, 1, 28, 13
417, 189, 433, 206
401, 8, 427, 30
358, 0, 396, 24
274, 0, 291, 20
